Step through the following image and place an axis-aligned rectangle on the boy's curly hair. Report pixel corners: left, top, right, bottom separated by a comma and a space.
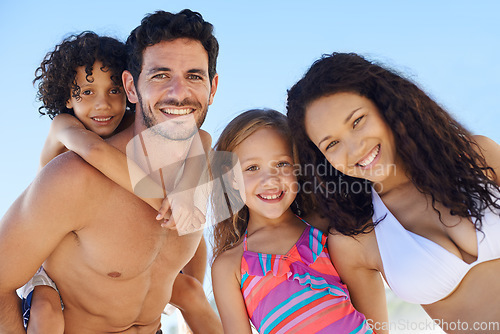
34, 31, 132, 119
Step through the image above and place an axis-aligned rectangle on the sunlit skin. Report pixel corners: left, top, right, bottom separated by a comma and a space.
305, 92, 404, 190
233, 127, 298, 224
124, 38, 218, 141
304, 91, 500, 332
212, 127, 309, 333
0, 38, 219, 333
66, 61, 127, 138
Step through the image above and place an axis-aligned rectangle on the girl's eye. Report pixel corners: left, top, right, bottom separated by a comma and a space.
326, 140, 339, 151
353, 115, 365, 128
110, 88, 121, 94
82, 90, 92, 96
245, 165, 259, 172
276, 161, 292, 168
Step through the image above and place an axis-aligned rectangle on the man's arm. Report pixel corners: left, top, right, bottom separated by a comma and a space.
0, 154, 90, 333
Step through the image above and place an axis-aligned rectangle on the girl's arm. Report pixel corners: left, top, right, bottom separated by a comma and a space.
212, 251, 253, 334
473, 135, 500, 186
43, 113, 164, 211
328, 233, 388, 334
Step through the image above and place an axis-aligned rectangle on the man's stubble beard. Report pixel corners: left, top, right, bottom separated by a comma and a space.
137, 91, 208, 141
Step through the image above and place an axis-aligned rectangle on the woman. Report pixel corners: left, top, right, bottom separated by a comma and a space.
287, 52, 500, 333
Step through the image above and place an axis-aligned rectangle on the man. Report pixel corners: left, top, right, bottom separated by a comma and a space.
0, 10, 220, 333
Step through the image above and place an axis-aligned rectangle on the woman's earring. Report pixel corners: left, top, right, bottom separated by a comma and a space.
294, 200, 302, 217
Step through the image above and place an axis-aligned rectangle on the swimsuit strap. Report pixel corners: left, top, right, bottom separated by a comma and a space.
296, 215, 310, 227
243, 230, 248, 251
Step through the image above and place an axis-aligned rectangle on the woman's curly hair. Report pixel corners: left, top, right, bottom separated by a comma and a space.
34, 31, 133, 119
287, 52, 500, 236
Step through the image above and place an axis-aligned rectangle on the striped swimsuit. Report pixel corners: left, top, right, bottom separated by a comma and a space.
240, 221, 373, 333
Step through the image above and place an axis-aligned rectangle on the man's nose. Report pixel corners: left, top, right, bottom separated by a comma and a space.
166, 76, 190, 101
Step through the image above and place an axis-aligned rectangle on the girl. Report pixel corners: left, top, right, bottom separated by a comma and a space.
287, 52, 500, 333
21, 31, 218, 334
211, 109, 374, 333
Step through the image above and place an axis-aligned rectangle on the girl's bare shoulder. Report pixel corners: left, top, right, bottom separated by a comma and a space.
212, 242, 244, 276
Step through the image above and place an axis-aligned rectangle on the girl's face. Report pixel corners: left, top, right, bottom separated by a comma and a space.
66, 61, 127, 138
233, 127, 298, 221
305, 92, 399, 184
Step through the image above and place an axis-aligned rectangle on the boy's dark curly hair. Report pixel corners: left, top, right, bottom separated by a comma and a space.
34, 31, 132, 119
126, 9, 219, 84
287, 52, 500, 236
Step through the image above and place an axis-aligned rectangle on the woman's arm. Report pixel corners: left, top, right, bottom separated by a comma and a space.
212, 251, 253, 334
473, 135, 500, 186
328, 232, 388, 334
43, 113, 164, 211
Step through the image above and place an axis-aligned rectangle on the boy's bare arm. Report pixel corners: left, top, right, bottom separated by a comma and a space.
45, 113, 164, 211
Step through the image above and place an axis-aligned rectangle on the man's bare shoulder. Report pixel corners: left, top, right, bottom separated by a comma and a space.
31, 151, 109, 218
41, 151, 106, 184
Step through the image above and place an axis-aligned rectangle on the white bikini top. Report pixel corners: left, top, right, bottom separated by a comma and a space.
372, 188, 500, 305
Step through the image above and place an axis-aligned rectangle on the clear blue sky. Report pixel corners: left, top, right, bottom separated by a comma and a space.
0, 0, 499, 223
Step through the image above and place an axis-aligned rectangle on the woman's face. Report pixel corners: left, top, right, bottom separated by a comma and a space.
304, 92, 399, 184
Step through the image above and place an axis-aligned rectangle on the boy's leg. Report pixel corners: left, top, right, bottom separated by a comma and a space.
169, 274, 222, 334
18, 266, 64, 334
27, 285, 64, 334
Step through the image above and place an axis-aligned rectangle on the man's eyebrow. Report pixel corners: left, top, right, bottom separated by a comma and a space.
146, 67, 171, 75
145, 67, 208, 77
187, 68, 208, 77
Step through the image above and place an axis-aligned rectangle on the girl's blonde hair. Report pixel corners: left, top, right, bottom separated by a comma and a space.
210, 109, 312, 262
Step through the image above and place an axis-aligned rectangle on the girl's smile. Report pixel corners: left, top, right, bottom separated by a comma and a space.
233, 127, 298, 221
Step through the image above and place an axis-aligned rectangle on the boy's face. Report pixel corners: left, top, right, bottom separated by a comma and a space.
66, 61, 127, 138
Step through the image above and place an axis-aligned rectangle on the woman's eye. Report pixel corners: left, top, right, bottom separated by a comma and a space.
326, 140, 339, 151
353, 115, 365, 128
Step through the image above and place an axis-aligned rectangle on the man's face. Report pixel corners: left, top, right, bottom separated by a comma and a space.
125, 38, 218, 140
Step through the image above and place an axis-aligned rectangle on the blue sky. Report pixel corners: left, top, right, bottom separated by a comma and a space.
0, 1, 498, 331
